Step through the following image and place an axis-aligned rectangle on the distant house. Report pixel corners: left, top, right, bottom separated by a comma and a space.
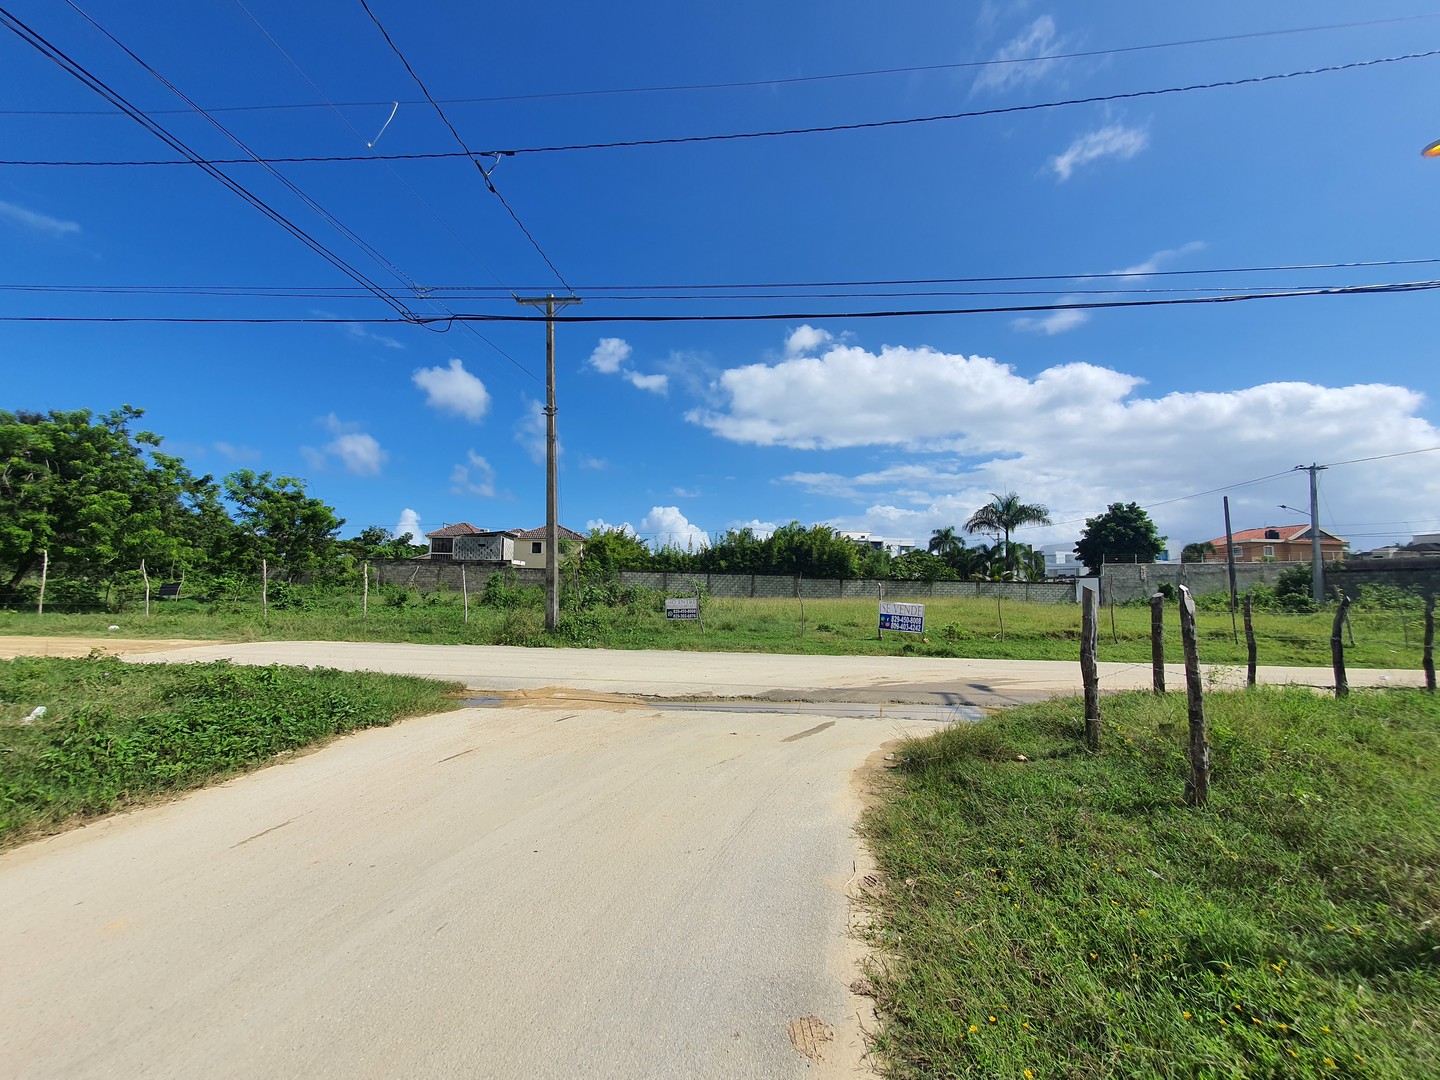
1202, 525, 1348, 563
424, 523, 515, 563
1349, 533, 1440, 560
510, 525, 587, 568
839, 531, 917, 556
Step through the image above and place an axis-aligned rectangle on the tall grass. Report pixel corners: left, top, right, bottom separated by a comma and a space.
0, 585, 1427, 670
862, 689, 1440, 1078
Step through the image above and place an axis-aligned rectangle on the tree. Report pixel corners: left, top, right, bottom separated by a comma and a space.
963, 492, 1051, 574
581, 526, 652, 578
766, 522, 859, 579
889, 550, 957, 582
1073, 502, 1167, 573
1181, 541, 1216, 564
0, 406, 221, 595
222, 470, 343, 577
927, 526, 963, 560
341, 526, 426, 562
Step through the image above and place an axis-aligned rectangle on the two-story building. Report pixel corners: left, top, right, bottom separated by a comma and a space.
1201, 525, 1348, 563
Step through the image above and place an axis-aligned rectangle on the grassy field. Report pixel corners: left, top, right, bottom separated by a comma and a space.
861, 688, 1440, 1078
0, 584, 1429, 670
0, 655, 462, 847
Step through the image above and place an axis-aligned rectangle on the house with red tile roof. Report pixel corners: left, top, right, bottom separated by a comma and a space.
1200, 524, 1348, 564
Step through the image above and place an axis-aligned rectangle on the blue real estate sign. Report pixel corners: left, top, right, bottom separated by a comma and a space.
878, 601, 925, 634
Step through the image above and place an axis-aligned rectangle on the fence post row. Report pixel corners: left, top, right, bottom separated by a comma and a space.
1423, 595, 1435, 693
1081, 588, 1101, 750
1177, 585, 1210, 807
1331, 590, 1351, 698
1149, 592, 1165, 695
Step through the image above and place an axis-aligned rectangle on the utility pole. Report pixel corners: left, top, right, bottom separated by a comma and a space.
517, 293, 582, 631
1295, 463, 1328, 604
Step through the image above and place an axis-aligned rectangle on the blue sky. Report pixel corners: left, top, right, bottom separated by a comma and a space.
3, 1, 1440, 556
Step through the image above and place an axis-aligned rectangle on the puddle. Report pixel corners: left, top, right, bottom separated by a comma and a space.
460, 695, 503, 708
659, 700, 982, 723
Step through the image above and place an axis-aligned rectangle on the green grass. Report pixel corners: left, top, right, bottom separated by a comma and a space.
862, 688, 1440, 1078
0, 655, 462, 847
0, 586, 1428, 670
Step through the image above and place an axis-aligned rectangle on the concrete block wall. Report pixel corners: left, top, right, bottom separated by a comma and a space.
369, 560, 1077, 604
1100, 558, 1440, 603
1331, 558, 1440, 599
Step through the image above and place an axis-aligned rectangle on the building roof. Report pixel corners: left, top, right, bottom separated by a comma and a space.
513, 525, 587, 542
1202, 525, 1348, 547
425, 522, 485, 538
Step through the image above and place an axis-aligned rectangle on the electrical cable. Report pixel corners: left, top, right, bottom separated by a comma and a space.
5, 257, 1437, 298
0, 4, 417, 320
7, 277, 1440, 323
357, 0, 574, 295
1322, 445, 1440, 467
8, 48, 1435, 166
229, 0, 536, 382
6, 12, 1436, 116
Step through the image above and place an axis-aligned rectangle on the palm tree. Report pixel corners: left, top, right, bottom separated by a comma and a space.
928, 526, 965, 563
964, 492, 1052, 575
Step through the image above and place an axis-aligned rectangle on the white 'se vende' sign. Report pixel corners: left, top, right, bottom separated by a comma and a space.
665, 597, 700, 620
878, 600, 925, 634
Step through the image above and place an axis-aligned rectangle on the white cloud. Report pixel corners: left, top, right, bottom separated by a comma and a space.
785, 325, 834, 357
972, 15, 1064, 94
588, 337, 632, 374
213, 441, 260, 462
587, 336, 668, 393
587, 518, 633, 534
450, 451, 496, 497
1049, 123, 1149, 181
1013, 242, 1204, 334
306, 414, 387, 476
413, 359, 491, 422
392, 508, 424, 544
690, 333, 1440, 551
328, 432, 387, 475
625, 371, 669, 394
1013, 299, 1089, 335
673, 486, 701, 499
579, 455, 608, 470
340, 321, 404, 350
0, 199, 80, 236
640, 506, 710, 550
514, 399, 554, 465
728, 519, 777, 540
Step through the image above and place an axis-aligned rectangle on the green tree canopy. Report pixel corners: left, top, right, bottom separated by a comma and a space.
1073, 502, 1167, 573
1180, 541, 1216, 564
222, 469, 343, 577
0, 406, 220, 593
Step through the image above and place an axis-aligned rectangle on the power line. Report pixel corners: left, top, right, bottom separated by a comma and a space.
357, 0, 574, 295
1322, 445, 1440, 467
6, 276, 1440, 323
8, 47, 1435, 167
6, 12, 1436, 117
0, 4, 418, 321
229, 0, 536, 382
6, 257, 1437, 298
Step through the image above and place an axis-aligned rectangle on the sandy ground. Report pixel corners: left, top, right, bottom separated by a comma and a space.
0, 637, 1424, 1077
0, 696, 934, 1079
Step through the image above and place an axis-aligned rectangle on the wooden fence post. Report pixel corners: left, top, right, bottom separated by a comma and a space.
1149, 592, 1165, 694
1331, 591, 1351, 698
37, 549, 47, 616
261, 558, 268, 622
1081, 588, 1101, 750
1424, 595, 1435, 693
362, 560, 369, 620
141, 559, 151, 616
1244, 593, 1257, 688
461, 562, 469, 624
1178, 585, 1210, 807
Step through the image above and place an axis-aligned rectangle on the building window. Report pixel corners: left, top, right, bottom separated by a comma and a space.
431, 537, 453, 555
531, 541, 543, 554
1233, 546, 1243, 560
1263, 545, 1274, 557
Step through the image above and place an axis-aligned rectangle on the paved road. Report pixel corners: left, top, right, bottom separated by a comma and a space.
2, 637, 1420, 702
0, 640, 1422, 1078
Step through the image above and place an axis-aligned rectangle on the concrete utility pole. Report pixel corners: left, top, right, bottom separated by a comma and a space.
1296, 463, 1328, 604
517, 293, 582, 632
